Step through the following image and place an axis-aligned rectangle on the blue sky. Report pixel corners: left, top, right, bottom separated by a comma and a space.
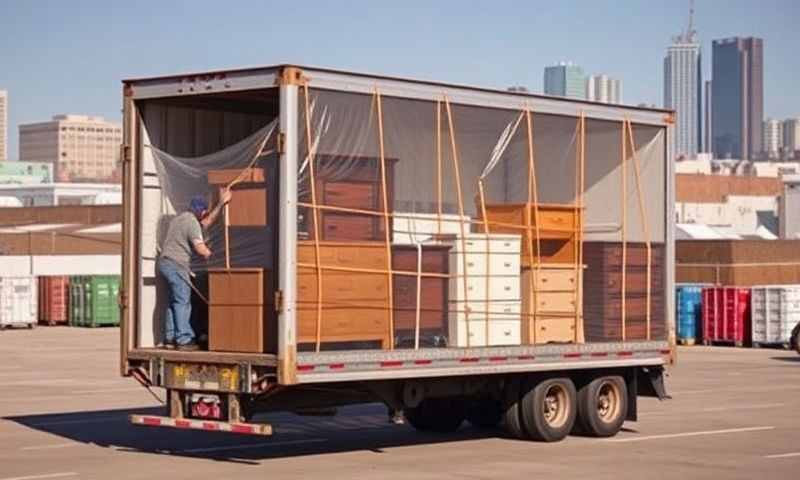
1, 0, 798, 159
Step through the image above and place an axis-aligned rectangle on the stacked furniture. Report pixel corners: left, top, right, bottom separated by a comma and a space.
392, 212, 471, 244
297, 241, 392, 348
434, 233, 522, 347
391, 244, 451, 347
583, 243, 666, 342
480, 203, 584, 344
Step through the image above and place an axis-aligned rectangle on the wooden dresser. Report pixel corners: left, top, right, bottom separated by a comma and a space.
391, 244, 451, 343
297, 241, 392, 348
300, 155, 396, 242
207, 268, 275, 353
521, 265, 584, 344
207, 168, 267, 226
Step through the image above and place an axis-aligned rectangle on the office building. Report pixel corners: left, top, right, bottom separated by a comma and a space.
711, 37, 764, 159
19, 114, 122, 182
543, 62, 586, 99
704, 81, 713, 152
763, 119, 783, 159
663, 10, 702, 159
0, 90, 7, 162
586, 74, 622, 104
784, 118, 800, 158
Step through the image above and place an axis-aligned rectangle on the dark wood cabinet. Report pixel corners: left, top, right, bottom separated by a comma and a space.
583, 242, 666, 342
391, 244, 451, 340
300, 155, 396, 241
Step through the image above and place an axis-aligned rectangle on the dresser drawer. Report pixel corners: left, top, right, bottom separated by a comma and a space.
451, 252, 520, 277
522, 267, 579, 292
449, 300, 521, 321
528, 316, 578, 344
452, 275, 520, 301
536, 292, 578, 313
450, 319, 521, 347
449, 234, 522, 255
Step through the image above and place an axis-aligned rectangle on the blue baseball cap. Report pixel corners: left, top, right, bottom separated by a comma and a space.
189, 196, 209, 215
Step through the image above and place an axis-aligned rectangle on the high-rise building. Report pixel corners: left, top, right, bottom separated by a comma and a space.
784, 118, 800, 158
711, 37, 764, 159
0, 90, 7, 162
586, 74, 622, 104
763, 119, 783, 159
543, 62, 586, 99
704, 81, 713, 152
663, 5, 702, 159
19, 114, 122, 182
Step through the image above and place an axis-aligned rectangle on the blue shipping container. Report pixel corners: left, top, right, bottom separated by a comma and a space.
676, 284, 704, 344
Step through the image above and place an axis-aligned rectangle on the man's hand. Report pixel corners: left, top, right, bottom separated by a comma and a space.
220, 188, 233, 205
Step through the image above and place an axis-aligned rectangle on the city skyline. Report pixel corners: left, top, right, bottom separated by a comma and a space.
1, 1, 798, 159
664, 4, 702, 158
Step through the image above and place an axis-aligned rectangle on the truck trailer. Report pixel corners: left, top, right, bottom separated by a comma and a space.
120, 64, 674, 442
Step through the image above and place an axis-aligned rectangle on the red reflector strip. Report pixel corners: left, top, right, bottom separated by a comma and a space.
380, 361, 404, 368
231, 424, 253, 434
517, 355, 535, 360
660, 349, 672, 355
328, 363, 345, 370
563, 353, 582, 359
489, 356, 508, 362
175, 419, 191, 428
590, 352, 609, 357
617, 351, 634, 357
142, 416, 160, 426
203, 422, 218, 430
459, 357, 480, 363
414, 359, 432, 365
297, 365, 315, 372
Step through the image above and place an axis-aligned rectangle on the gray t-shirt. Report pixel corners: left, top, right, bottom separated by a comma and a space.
160, 211, 204, 270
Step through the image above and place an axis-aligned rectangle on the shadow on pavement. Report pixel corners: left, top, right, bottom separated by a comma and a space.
4, 404, 505, 465
770, 356, 800, 362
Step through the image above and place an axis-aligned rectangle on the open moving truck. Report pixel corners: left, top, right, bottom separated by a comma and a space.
121, 65, 674, 442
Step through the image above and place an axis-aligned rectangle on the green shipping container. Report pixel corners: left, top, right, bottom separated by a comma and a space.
68, 275, 120, 327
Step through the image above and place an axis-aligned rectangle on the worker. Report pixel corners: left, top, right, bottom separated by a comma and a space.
158, 189, 232, 351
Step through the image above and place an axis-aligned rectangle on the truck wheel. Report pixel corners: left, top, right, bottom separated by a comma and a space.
466, 398, 503, 429
576, 376, 627, 438
501, 378, 527, 439
405, 397, 465, 433
519, 377, 576, 442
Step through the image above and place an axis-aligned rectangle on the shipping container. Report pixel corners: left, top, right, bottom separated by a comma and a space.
0, 276, 37, 329
750, 285, 800, 348
70, 275, 120, 327
675, 284, 706, 345
120, 64, 674, 442
38, 276, 70, 325
702, 287, 751, 346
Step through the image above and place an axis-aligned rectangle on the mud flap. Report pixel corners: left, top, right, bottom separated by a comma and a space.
637, 366, 670, 400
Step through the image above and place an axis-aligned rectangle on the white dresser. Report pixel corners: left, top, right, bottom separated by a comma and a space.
434, 233, 522, 347
392, 212, 471, 244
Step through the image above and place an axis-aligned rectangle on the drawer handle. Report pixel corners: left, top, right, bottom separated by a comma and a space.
504, 262, 511, 268
468, 262, 475, 267
504, 286, 511, 291
503, 307, 511, 312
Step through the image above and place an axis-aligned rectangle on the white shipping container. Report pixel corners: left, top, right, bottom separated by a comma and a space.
750, 285, 800, 346
0, 276, 37, 328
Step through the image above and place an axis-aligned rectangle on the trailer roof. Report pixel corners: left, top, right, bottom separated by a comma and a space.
123, 63, 673, 117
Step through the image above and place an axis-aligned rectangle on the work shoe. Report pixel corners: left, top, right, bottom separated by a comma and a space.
177, 342, 200, 352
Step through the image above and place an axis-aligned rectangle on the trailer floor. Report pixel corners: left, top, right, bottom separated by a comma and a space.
1, 327, 798, 480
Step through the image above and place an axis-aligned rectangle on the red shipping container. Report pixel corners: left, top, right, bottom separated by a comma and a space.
38, 276, 70, 325
701, 287, 751, 346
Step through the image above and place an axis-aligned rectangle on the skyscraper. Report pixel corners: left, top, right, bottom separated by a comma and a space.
704, 81, 713, 152
663, 4, 702, 159
0, 90, 7, 161
586, 75, 622, 104
784, 118, 800, 158
711, 37, 764, 159
543, 62, 586, 99
763, 119, 783, 159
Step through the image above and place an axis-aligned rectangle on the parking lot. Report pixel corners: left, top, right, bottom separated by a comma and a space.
0, 326, 798, 480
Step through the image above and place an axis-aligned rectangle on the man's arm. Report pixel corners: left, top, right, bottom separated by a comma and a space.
192, 239, 212, 259
200, 188, 233, 229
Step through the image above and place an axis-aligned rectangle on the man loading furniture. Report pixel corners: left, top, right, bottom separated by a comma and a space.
158, 189, 232, 351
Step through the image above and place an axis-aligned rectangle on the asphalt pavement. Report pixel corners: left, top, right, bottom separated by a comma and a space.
0, 326, 798, 480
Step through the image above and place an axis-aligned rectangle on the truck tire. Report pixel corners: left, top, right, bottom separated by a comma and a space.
791, 322, 800, 355
466, 397, 503, 429
519, 377, 576, 442
405, 397, 465, 433
501, 378, 527, 439
576, 376, 627, 438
